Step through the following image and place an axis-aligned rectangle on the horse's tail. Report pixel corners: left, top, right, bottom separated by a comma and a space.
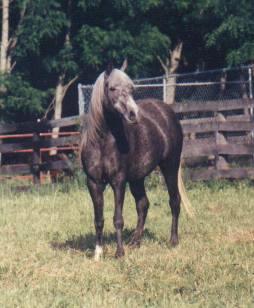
178, 164, 195, 218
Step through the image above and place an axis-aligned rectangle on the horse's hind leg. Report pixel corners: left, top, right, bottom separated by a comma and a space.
129, 179, 149, 248
87, 178, 104, 261
159, 162, 180, 246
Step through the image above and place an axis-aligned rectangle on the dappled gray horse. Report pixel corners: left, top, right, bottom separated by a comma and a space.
80, 65, 193, 260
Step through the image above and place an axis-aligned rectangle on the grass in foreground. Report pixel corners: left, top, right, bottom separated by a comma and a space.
0, 177, 253, 307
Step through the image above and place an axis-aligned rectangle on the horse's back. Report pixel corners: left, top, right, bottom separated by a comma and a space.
137, 99, 178, 123
136, 99, 182, 144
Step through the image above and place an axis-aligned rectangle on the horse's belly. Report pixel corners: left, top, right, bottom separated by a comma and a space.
126, 152, 160, 181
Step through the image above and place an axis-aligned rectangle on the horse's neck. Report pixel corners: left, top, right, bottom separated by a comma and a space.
104, 110, 123, 133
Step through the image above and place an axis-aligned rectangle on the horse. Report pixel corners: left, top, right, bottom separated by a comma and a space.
80, 64, 193, 260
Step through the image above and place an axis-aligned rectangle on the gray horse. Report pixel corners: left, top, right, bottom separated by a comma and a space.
80, 65, 193, 260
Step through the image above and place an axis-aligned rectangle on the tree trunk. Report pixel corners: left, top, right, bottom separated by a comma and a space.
51, 29, 70, 153
50, 74, 66, 155
240, 70, 248, 99
49, 74, 78, 156
49, 0, 76, 157
54, 75, 65, 122
165, 75, 177, 105
0, 0, 9, 74
158, 42, 183, 104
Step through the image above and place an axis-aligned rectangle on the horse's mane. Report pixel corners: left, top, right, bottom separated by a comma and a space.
80, 72, 105, 150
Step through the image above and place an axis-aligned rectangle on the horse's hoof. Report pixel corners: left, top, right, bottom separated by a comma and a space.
115, 248, 125, 258
128, 240, 141, 249
128, 231, 142, 248
170, 237, 179, 247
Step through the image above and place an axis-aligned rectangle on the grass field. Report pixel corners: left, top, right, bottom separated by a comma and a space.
0, 175, 253, 307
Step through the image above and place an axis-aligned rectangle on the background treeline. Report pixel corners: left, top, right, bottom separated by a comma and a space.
0, 0, 254, 123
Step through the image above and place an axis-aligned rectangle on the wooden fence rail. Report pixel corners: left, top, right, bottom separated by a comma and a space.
0, 116, 81, 183
0, 99, 254, 182
176, 98, 254, 181
0, 116, 80, 134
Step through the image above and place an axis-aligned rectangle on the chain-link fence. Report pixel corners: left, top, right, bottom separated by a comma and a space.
78, 65, 254, 115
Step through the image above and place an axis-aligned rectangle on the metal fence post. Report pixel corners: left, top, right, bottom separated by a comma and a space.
78, 83, 84, 115
0, 139, 2, 167
163, 77, 166, 102
249, 67, 254, 163
249, 67, 253, 116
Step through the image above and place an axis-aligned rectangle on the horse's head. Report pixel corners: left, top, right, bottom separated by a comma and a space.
104, 66, 140, 124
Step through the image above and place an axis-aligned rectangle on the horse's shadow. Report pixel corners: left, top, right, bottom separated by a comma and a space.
50, 228, 158, 257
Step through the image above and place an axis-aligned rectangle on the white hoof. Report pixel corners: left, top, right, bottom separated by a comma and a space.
94, 245, 103, 261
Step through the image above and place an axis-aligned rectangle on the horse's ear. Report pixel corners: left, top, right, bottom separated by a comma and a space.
105, 62, 114, 79
120, 58, 128, 71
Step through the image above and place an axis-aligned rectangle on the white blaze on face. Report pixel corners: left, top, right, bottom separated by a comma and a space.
115, 95, 139, 123
94, 244, 103, 261
127, 96, 139, 117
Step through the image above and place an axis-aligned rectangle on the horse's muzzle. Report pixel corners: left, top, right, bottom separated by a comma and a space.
126, 109, 140, 124
125, 97, 140, 124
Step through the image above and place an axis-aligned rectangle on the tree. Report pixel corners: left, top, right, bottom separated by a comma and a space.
0, 74, 48, 122
4, 0, 253, 124
29, 0, 170, 124
157, 41, 183, 104
1, 0, 171, 123
147, 0, 219, 71
0, 0, 9, 73
0, 0, 49, 122
1, 0, 31, 74
204, 0, 254, 66
74, 0, 170, 78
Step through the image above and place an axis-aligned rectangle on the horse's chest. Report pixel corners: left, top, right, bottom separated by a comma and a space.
102, 152, 120, 177
84, 139, 122, 182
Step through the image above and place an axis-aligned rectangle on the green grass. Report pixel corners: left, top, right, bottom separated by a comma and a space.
0, 176, 253, 307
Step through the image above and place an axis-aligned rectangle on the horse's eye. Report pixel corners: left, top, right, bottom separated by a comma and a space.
109, 87, 116, 91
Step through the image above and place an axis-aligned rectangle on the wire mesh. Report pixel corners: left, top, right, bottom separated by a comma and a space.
78, 66, 254, 115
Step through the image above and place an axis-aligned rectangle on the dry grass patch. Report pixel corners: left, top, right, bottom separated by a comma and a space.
225, 229, 254, 243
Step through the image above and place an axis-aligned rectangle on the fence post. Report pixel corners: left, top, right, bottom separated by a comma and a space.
78, 83, 84, 115
0, 138, 2, 167
32, 131, 41, 184
249, 67, 254, 163
249, 67, 253, 116
215, 112, 229, 172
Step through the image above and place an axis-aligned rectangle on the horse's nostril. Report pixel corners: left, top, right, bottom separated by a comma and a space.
129, 111, 136, 121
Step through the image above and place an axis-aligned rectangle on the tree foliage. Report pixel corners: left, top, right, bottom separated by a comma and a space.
204, 0, 254, 65
1, 0, 254, 122
0, 73, 49, 122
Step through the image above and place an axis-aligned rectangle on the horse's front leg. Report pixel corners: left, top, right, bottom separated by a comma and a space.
87, 178, 104, 261
112, 178, 126, 258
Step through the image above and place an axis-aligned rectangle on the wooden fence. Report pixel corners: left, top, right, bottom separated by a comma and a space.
0, 98, 253, 183
0, 116, 80, 184
176, 99, 254, 180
